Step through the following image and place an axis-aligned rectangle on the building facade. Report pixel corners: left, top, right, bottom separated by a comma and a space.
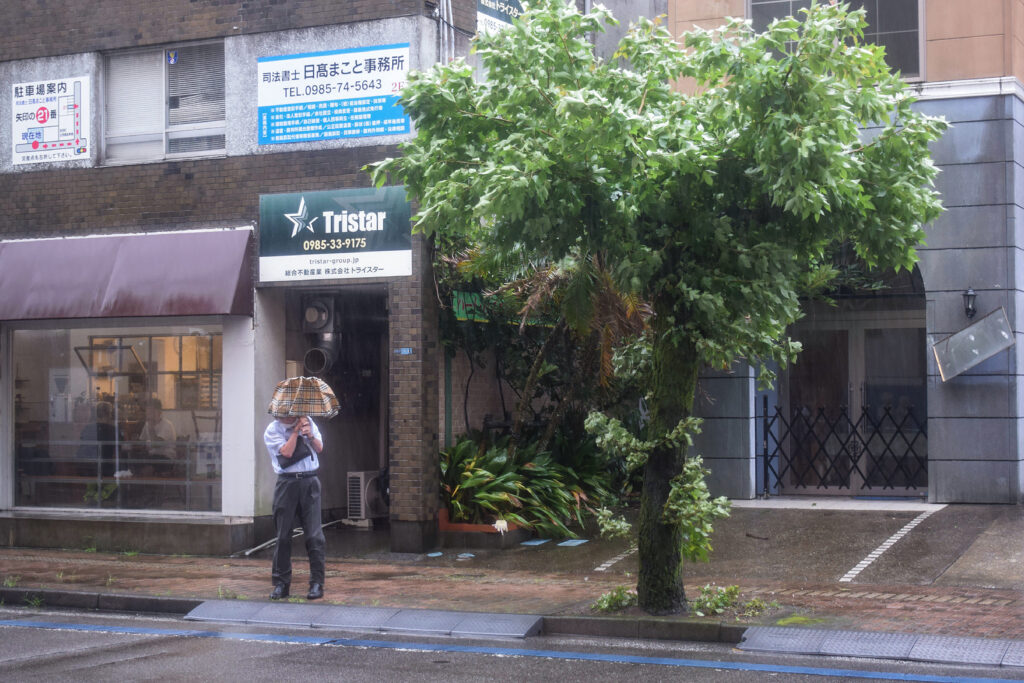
667, 0, 1024, 504
0, 0, 479, 554
1, 0, 1019, 557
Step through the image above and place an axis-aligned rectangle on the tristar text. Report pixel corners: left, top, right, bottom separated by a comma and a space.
322, 210, 386, 233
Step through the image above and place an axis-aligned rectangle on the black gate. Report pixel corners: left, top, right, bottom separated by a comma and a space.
760, 396, 927, 495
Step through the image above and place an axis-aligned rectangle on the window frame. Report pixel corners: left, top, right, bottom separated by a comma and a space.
745, 0, 925, 82
102, 40, 226, 165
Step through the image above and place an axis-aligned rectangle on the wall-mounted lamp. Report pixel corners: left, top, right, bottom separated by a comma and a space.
963, 288, 977, 319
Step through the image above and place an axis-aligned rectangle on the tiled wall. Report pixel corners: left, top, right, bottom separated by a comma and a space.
388, 236, 441, 551
2, 0, 477, 62
917, 93, 1024, 503
0, 146, 394, 237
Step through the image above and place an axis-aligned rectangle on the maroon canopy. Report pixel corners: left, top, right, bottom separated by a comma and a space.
0, 229, 253, 320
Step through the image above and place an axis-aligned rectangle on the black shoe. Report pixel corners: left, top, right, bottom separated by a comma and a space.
306, 583, 323, 600
270, 584, 289, 600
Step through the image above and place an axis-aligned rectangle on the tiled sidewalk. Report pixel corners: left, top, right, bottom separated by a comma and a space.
2, 546, 1023, 643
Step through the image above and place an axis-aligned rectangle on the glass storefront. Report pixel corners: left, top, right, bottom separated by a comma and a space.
13, 323, 222, 511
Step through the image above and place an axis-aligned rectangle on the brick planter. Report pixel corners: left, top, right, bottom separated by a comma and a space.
438, 508, 532, 549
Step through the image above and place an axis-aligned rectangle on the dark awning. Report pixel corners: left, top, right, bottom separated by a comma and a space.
0, 229, 253, 320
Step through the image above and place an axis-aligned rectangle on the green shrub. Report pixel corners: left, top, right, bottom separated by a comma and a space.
439, 433, 614, 538
691, 584, 740, 617
592, 585, 637, 612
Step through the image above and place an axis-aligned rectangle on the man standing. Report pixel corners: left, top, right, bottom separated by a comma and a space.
264, 414, 325, 600
138, 398, 177, 459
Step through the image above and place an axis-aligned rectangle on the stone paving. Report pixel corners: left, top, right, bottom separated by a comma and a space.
0, 544, 1022, 642
0, 501, 1022, 645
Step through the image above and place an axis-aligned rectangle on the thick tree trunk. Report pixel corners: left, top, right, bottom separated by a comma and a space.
636, 299, 702, 614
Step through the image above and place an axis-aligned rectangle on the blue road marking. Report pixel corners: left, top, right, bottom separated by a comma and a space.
0, 619, 1019, 682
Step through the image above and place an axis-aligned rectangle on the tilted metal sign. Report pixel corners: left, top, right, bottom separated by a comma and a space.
258, 186, 411, 283
932, 307, 1015, 381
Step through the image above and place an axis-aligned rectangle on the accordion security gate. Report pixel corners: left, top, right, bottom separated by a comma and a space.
760, 396, 927, 496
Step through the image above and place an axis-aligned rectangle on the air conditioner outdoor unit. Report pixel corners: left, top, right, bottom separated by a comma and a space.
347, 470, 388, 520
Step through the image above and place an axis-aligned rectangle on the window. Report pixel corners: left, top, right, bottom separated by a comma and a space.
749, 0, 921, 80
104, 42, 225, 163
13, 323, 223, 512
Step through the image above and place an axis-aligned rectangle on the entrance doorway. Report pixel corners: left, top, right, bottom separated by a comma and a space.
285, 287, 389, 520
779, 317, 928, 494
767, 267, 929, 496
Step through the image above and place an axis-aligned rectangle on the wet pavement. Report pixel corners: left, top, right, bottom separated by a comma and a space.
0, 498, 1022, 649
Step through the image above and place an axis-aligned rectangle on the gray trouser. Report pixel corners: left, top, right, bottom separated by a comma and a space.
271, 474, 325, 587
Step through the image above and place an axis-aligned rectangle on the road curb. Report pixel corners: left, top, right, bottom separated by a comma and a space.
0, 587, 202, 615
542, 615, 746, 644
1, 587, 749, 645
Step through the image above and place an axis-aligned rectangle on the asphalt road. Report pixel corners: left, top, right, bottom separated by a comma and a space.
1, 607, 1021, 682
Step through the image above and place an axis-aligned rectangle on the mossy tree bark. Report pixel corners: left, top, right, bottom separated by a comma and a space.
636, 298, 701, 614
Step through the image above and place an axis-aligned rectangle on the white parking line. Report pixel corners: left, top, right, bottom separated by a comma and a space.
839, 509, 937, 583
594, 546, 637, 572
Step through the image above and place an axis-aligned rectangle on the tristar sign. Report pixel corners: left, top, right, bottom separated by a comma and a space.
258, 186, 412, 283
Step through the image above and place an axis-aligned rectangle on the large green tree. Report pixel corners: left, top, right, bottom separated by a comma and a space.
371, 0, 945, 613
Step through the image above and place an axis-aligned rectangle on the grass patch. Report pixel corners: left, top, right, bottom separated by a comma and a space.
776, 614, 826, 626
217, 585, 246, 600
738, 596, 780, 620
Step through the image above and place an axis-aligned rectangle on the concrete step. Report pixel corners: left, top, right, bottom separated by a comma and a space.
739, 625, 1024, 667
184, 599, 542, 639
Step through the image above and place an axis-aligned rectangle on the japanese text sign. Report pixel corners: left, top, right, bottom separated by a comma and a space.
477, 0, 523, 34
12, 76, 90, 165
257, 44, 410, 145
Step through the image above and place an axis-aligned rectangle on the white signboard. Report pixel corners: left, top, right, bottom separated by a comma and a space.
477, 0, 523, 34
257, 44, 409, 145
12, 77, 90, 165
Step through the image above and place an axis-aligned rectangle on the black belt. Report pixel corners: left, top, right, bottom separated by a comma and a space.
278, 470, 318, 479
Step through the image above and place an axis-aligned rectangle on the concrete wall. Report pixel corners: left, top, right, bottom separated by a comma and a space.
0, 53, 103, 173
226, 16, 436, 157
692, 362, 757, 499
917, 90, 1024, 503
593, 0, 669, 60
222, 315, 258, 517
253, 288, 288, 518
